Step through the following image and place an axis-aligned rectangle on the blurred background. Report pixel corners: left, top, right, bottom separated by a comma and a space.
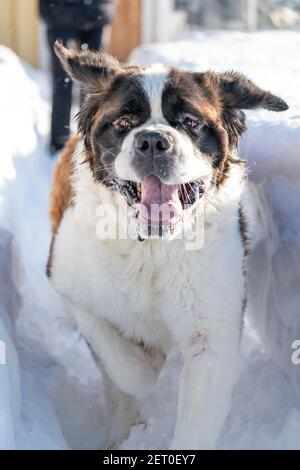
1, 0, 299, 153
1, 0, 300, 67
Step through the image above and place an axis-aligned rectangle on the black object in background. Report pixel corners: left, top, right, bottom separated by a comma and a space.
39, 0, 116, 154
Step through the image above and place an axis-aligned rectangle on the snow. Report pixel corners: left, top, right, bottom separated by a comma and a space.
0, 45, 107, 450
1, 30, 300, 450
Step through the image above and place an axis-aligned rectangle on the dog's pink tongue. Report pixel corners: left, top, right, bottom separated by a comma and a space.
139, 175, 182, 223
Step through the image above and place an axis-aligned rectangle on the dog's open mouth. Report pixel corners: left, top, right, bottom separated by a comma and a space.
138, 175, 202, 226
117, 175, 205, 236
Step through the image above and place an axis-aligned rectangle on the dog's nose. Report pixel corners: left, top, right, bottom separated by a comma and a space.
134, 131, 171, 157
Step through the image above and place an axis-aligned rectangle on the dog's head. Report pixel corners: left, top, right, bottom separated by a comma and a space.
55, 41, 288, 239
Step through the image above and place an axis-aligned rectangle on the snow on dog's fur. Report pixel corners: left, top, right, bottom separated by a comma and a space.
47, 40, 288, 449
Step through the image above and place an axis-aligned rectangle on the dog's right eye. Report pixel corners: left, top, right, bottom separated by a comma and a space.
113, 117, 132, 131
182, 116, 202, 130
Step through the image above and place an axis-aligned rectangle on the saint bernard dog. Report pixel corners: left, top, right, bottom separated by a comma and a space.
47, 40, 288, 449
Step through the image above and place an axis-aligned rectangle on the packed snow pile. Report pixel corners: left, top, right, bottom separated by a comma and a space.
0, 46, 108, 450
0, 30, 300, 450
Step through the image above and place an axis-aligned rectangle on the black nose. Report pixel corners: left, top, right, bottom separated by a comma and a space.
134, 131, 171, 157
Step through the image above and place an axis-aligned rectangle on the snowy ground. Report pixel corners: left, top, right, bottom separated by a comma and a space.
1, 31, 300, 450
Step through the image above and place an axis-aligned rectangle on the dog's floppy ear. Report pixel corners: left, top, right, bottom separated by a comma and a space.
212, 71, 288, 112
54, 39, 119, 90
197, 71, 288, 147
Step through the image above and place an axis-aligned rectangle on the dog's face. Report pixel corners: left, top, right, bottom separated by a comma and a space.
55, 41, 288, 239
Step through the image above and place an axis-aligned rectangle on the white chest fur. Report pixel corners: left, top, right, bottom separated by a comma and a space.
51, 196, 245, 352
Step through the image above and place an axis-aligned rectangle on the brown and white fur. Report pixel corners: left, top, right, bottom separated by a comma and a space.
47, 41, 288, 449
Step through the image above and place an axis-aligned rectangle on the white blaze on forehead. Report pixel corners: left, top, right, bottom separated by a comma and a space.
142, 64, 169, 122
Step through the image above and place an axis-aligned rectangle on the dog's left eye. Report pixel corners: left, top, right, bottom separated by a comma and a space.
114, 117, 132, 130
183, 116, 201, 130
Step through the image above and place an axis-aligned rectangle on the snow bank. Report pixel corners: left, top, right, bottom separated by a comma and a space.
0, 312, 20, 450
0, 46, 108, 450
0, 31, 300, 449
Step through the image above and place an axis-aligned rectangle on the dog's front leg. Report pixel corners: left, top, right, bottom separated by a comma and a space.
170, 323, 241, 450
72, 307, 163, 396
